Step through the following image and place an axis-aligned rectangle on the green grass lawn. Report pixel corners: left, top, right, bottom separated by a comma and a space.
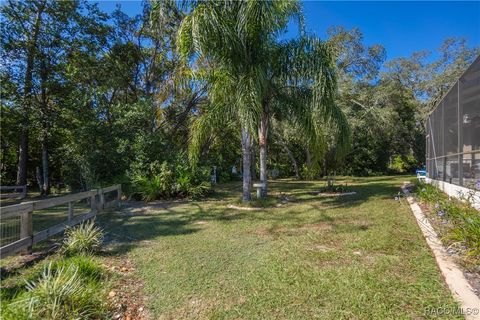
96, 176, 460, 319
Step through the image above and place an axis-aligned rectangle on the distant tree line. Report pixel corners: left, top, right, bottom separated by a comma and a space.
1, 0, 478, 198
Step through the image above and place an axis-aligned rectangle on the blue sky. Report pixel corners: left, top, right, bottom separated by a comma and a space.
97, 1, 480, 61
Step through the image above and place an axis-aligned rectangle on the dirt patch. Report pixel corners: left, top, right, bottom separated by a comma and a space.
1, 243, 60, 279
464, 271, 480, 297
158, 296, 219, 320
227, 204, 262, 211
103, 254, 151, 320
308, 245, 334, 252
317, 191, 357, 197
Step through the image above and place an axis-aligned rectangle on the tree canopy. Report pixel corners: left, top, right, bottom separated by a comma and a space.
1, 0, 478, 199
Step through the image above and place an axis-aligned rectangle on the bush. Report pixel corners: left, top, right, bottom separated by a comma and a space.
62, 221, 103, 256
52, 255, 104, 282
133, 174, 164, 201
2, 260, 107, 320
414, 180, 480, 259
415, 180, 446, 204
132, 160, 212, 201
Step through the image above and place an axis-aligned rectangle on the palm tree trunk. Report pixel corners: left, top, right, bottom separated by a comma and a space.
241, 126, 252, 201
258, 114, 268, 198
251, 140, 256, 181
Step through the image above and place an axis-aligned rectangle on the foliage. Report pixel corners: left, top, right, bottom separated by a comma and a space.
133, 159, 212, 201
1, 258, 107, 320
318, 182, 350, 194
61, 221, 103, 256
415, 180, 445, 203
415, 180, 480, 260
178, 1, 350, 200
388, 154, 417, 174
99, 177, 460, 319
0, 0, 478, 196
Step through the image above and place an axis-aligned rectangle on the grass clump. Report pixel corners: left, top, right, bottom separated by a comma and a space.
2, 221, 110, 319
2, 258, 107, 320
52, 255, 104, 282
62, 220, 103, 256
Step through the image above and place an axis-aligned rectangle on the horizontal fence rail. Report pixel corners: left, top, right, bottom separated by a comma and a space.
0, 184, 121, 258
0, 185, 27, 199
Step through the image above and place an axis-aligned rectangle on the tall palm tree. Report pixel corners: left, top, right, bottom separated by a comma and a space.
255, 37, 350, 197
178, 1, 350, 200
178, 1, 301, 201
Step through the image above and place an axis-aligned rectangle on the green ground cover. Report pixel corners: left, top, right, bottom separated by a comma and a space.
95, 176, 460, 319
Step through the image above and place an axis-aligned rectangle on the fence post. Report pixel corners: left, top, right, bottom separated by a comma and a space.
68, 201, 74, 221
99, 189, 105, 211
90, 192, 97, 214
117, 185, 122, 208
21, 185, 27, 199
20, 208, 33, 254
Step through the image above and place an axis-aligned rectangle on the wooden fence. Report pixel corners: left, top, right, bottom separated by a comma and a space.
0, 184, 121, 258
0, 185, 27, 199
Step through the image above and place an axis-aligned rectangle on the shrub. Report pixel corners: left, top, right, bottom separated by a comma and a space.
414, 180, 446, 204
414, 180, 480, 260
445, 202, 480, 259
133, 160, 212, 201
2, 261, 106, 320
187, 181, 213, 199
388, 154, 416, 174
62, 221, 103, 256
52, 255, 103, 282
133, 174, 163, 201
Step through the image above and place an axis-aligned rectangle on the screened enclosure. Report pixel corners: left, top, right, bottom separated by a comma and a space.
426, 56, 480, 188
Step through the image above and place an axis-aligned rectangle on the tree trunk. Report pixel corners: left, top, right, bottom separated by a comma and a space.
241, 126, 252, 201
42, 138, 50, 195
305, 148, 312, 170
40, 57, 50, 195
36, 167, 44, 195
322, 158, 327, 178
17, 134, 28, 186
258, 114, 268, 198
251, 140, 256, 181
280, 139, 299, 179
16, 2, 45, 186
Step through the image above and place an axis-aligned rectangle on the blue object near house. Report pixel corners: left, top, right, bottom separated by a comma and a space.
416, 169, 427, 180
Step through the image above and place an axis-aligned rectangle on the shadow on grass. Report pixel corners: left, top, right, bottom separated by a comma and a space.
75, 178, 407, 257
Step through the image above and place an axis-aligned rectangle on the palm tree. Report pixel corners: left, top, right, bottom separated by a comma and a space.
177, 1, 350, 200
178, 1, 301, 201
255, 36, 350, 197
